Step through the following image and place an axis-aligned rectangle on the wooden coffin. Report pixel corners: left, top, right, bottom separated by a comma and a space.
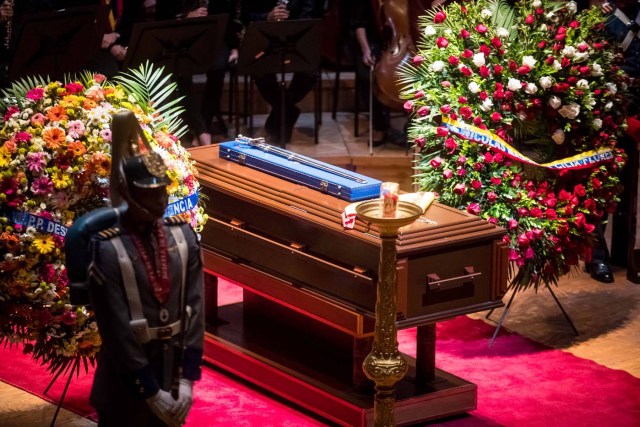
192, 145, 508, 326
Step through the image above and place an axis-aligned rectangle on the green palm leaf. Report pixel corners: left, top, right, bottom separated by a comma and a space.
114, 61, 188, 137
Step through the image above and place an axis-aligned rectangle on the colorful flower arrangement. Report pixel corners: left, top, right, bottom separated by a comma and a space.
0, 65, 206, 372
399, 0, 629, 291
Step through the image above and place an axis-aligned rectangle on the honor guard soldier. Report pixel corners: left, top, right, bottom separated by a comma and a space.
68, 111, 204, 426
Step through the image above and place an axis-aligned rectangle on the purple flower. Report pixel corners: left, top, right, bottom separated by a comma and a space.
31, 176, 53, 195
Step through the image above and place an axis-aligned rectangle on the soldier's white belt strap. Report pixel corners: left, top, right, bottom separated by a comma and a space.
148, 320, 181, 340
111, 236, 145, 321
614, 7, 640, 51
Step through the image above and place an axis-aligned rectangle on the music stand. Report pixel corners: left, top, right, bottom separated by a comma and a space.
9, 5, 107, 81
237, 19, 321, 147
123, 14, 228, 77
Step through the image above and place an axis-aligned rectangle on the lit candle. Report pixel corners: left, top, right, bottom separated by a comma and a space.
380, 182, 399, 217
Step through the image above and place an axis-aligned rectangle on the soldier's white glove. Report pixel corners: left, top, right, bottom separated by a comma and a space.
173, 378, 194, 424
146, 389, 181, 427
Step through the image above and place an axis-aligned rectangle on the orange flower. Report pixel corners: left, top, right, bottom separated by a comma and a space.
0, 231, 21, 252
46, 105, 68, 122
91, 152, 111, 176
43, 127, 66, 149
83, 99, 97, 110
67, 141, 86, 157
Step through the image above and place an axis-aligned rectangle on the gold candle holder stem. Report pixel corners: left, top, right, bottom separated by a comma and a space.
356, 200, 423, 427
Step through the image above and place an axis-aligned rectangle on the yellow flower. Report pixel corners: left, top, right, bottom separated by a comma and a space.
0, 147, 11, 168
32, 234, 55, 254
52, 171, 73, 189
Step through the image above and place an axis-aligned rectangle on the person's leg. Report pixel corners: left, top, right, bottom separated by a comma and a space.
352, 40, 388, 144
588, 222, 614, 283
202, 46, 230, 137
175, 76, 210, 146
254, 74, 282, 142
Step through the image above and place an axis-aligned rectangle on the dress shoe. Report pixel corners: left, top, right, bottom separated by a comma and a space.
587, 262, 614, 283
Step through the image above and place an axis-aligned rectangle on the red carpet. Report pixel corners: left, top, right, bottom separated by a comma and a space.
1, 279, 639, 426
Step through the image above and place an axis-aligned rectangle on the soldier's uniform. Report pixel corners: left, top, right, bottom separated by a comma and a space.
88, 216, 204, 426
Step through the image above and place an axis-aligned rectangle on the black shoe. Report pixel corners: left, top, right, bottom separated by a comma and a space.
587, 262, 614, 283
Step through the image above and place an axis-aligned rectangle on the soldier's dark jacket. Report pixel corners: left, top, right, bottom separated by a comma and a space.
88, 217, 204, 422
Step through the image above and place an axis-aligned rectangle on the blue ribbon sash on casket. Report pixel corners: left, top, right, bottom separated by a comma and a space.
219, 138, 381, 202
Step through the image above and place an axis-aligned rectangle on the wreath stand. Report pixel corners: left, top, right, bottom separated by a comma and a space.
43, 355, 82, 427
486, 284, 579, 348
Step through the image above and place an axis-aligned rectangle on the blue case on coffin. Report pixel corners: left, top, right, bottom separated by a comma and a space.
219, 141, 381, 202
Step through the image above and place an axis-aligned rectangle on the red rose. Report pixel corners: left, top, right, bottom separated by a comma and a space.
437, 37, 449, 48
467, 203, 481, 215
403, 100, 414, 113
490, 112, 502, 122
538, 40, 547, 49
517, 65, 531, 74
479, 44, 491, 56
517, 207, 529, 217
415, 137, 426, 148
448, 55, 460, 66
555, 33, 566, 41
436, 126, 449, 137
434, 11, 446, 23
453, 183, 467, 195
491, 177, 502, 186
525, 14, 535, 24
430, 157, 442, 168
441, 80, 451, 88
535, 7, 544, 15
494, 64, 503, 74
545, 55, 555, 65
443, 169, 453, 179
440, 104, 452, 114
457, 155, 467, 164
473, 116, 483, 125
479, 91, 488, 100
479, 66, 491, 78
471, 179, 482, 190
460, 66, 472, 76
476, 23, 488, 34
459, 106, 473, 119
414, 90, 425, 99
461, 49, 473, 58
445, 137, 458, 153
546, 209, 557, 219
580, 66, 590, 74
508, 219, 518, 229
574, 184, 586, 197
458, 96, 468, 104
530, 207, 543, 218
487, 191, 497, 202
417, 106, 430, 117
517, 233, 530, 247
485, 152, 495, 163
491, 37, 502, 48
412, 55, 424, 66
457, 168, 466, 177
460, 28, 470, 38
568, 20, 579, 29
509, 59, 518, 71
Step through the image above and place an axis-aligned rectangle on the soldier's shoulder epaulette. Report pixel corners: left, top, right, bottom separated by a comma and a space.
163, 216, 187, 226
96, 226, 122, 240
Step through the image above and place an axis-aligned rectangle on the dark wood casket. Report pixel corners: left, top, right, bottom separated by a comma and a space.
191, 146, 509, 426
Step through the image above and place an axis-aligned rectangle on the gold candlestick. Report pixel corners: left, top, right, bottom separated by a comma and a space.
355, 200, 423, 426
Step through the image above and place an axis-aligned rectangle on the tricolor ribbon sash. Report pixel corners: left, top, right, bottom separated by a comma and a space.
441, 116, 615, 170
5, 191, 200, 237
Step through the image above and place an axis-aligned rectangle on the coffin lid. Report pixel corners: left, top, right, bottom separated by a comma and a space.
191, 146, 506, 255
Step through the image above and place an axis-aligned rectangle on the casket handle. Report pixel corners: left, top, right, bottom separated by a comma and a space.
426, 266, 481, 291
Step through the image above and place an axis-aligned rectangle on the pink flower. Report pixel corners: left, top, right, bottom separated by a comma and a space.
31, 113, 46, 126
490, 112, 502, 122
440, 104, 452, 114
530, 207, 543, 218
60, 310, 78, 326
415, 137, 426, 148
26, 152, 47, 173
412, 55, 424, 66
441, 81, 451, 88
491, 37, 502, 49
475, 24, 488, 34
64, 82, 84, 93
417, 106, 430, 117
414, 90, 425, 99
443, 169, 453, 179
471, 179, 482, 190
525, 246, 535, 259
437, 37, 449, 48
457, 168, 466, 177
430, 157, 442, 168
4, 106, 19, 121
67, 120, 86, 139
445, 137, 458, 153
26, 88, 45, 101
31, 176, 54, 195
525, 14, 535, 24
434, 11, 446, 23
508, 219, 518, 230
15, 131, 32, 143
459, 106, 473, 119
487, 191, 497, 202
460, 28, 470, 38
99, 129, 112, 142
436, 127, 449, 137
403, 100, 414, 113
517, 233, 530, 247
93, 73, 107, 83
509, 249, 520, 261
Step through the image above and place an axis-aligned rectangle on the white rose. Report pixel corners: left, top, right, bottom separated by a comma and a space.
468, 81, 480, 93
566, 1, 577, 14
480, 98, 494, 112
532, 0, 542, 6
591, 63, 603, 76
539, 76, 553, 89
605, 83, 618, 95
558, 103, 581, 119
507, 78, 522, 91
525, 83, 538, 94
424, 26, 436, 36
481, 9, 492, 19
551, 129, 565, 145
430, 60, 445, 72
562, 46, 576, 58
518, 111, 528, 121
497, 28, 510, 38
444, 29, 453, 36
549, 96, 562, 109
553, 60, 562, 71
522, 56, 537, 68
574, 52, 589, 63
605, 101, 613, 110
473, 52, 486, 67
576, 79, 589, 89
593, 118, 603, 130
